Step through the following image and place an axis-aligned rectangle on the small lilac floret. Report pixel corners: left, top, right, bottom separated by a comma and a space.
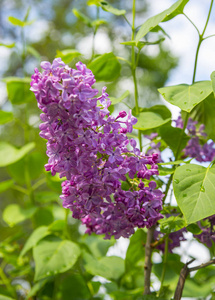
31, 58, 164, 239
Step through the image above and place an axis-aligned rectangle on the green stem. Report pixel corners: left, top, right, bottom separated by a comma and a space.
158, 235, 169, 296
0, 262, 16, 298
183, 13, 200, 35
12, 184, 28, 195
32, 177, 47, 190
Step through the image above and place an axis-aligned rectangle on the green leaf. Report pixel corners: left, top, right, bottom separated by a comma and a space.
159, 216, 186, 233
158, 81, 213, 113
83, 252, 125, 280
72, 9, 92, 27
99, 1, 126, 15
34, 191, 60, 203
34, 208, 54, 227
134, 112, 171, 131
56, 49, 81, 64
109, 90, 130, 105
173, 164, 215, 224
0, 42, 15, 48
87, 0, 100, 5
133, 105, 171, 131
20, 226, 49, 257
0, 111, 13, 125
183, 278, 213, 298
125, 229, 146, 271
8, 16, 33, 27
158, 159, 192, 165
186, 223, 202, 235
33, 236, 81, 281
0, 295, 15, 300
91, 19, 107, 27
0, 179, 14, 193
135, 0, 189, 43
27, 46, 40, 59
88, 53, 121, 82
48, 220, 65, 232
4, 77, 36, 104
27, 278, 50, 299
8, 16, 25, 26
159, 125, 189, 156
153, 253, 183, 284
3, 204, 37, 227
57, 274, 91, 300
81, 234, 114, 258
121, 38, 165, 49
187, 93, 215, 140
158, 165, 175, 176
0, 142, 35, 167
211, 71, 215, 97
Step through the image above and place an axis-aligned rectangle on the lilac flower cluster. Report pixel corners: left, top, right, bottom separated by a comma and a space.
194, 215, 215, 248
175, 116, 215, 162
154, 228, 186, 253
145, 133, 162, 162
31, 58, 164, 239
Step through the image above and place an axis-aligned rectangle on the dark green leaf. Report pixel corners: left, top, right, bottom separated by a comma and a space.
0, 111, 13, 125
88, 53, 121, 82
158, 81, 212, 112
83, 252, 125, 280
33, 236, 81, 281
99, 1, 126, 15
0, 179, 14, 193
186, 223, 202, 235
173, 164, 215, 224
0, 142, 35, 167
125, 229, 146, 271
159, 125, 189, 156
135, 0, 189, 43
27, 278, 50, 299
4, 77, 36, 104
34, 208, 54, 227
20, 226, 49, 257
56, 49, 81, 64
3, 204, 37, 227
48, 220, 65, 232
183, 278, 213, 298
57, 274, 91, 300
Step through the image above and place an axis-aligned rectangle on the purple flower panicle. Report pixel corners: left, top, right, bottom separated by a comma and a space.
31, 58, 164, 239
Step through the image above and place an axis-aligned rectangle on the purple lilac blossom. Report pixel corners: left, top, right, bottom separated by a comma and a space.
174, 116, 215, 162
154, 228, 186, 253
145, 133, 162, 162
194, 215, 215, 248
31, 58, 164, 239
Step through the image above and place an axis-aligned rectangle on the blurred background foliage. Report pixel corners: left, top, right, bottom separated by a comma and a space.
0, 0, 179, 299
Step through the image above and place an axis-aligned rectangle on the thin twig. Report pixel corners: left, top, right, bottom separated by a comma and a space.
174, 259, 195, 300
189, 259, 215, 272
144, 225, 155, 294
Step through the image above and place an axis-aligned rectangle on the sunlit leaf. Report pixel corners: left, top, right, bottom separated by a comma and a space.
3, 204, 37, 227
4, 77, 35, 104
0, 111, 13, 125
20, 226, 49, 257
56, 49, 81, 64
33, 236, 80, 281
135, 0, 189, 43
99, 1, 126, 15
72, 9, 92, 27
173, 164, 215, 224
159, 216, 186, 233
0, 42, 15, 48
0, 179, 14, 193
88, 52, 121, 82
158, 81, 212, 112
211, 71, 215, 97
109, 90, 130, 105
0, 142, 35, 167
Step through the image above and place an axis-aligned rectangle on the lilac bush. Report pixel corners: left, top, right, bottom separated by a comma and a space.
30, 58, 164, 239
